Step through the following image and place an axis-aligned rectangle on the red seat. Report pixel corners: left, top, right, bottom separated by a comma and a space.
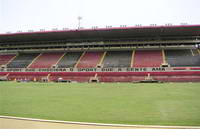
29, 53, 63, 68
76, 52, 103, 68
133, 50, 163, 67
0, 54, 15, 65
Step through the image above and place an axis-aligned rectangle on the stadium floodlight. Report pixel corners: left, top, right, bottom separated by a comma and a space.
106, 26, 112, 28
180, 23, 188, 25
77, 16, 82, 29
17, 30, 22, 33
40, 29, 45, 32
150, 24, 157, 26
120, 25, 127, 27
165, 23, 173, 26
92, 26, 98, 29
63, 28, 69, 30
135, 24, 142, 27
28, 30, 34, 32
52, 28, 58, 31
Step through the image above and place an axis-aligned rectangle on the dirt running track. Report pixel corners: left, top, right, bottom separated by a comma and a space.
1, 116, 200, 129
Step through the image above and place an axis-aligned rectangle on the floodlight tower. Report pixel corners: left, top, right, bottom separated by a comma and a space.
78, 16, 82, 29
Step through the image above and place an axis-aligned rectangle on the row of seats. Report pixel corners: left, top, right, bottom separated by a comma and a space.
133, 50, 163, 67
76, 52, 103, 68
103, 51, 132, 67
0, 49, 200, 68
0, 54, 16, 66
7, 53, 39, 68
29, 53, 64, 68
165, 50, 200, 67
58, 52, 82, 68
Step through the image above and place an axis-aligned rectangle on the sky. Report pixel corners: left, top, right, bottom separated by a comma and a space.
0, 0, 200, 33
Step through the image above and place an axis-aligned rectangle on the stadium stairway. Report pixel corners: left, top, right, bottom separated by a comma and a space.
76, 52, 104, 68
162, 49, 167, 65
28, 53, 64, 68
57, 52, 82, 68
27, 53, 42, 68
198, 49, 200, 54
130, 50, 135, 67
132, 50, 163, 67
74, 52, 85, 68
191, 49, 198, 56
0, 54, 16, 66
7, 53, 39, 68
102, 51, 132, 67
97, 51, 107, 67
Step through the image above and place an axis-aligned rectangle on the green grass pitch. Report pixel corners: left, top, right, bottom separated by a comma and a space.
0, 82, 200, 126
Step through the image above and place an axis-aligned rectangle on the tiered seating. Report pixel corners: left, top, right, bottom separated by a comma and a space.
49, 72, 95, 82
57, 52, 82, 68
165, 49, 200, 67
0, 54, 16, 66
103, 51, 132, 67
7, 53, 39, 68
29, 53, 64, 68
133, 50, 163, 67
76, 52, 103, 68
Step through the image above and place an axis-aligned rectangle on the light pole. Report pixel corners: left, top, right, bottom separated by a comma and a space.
78, 16, 82, 29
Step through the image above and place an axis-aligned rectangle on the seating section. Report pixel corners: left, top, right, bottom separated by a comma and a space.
0, 54, 16, 66
7, 53, 39, 68
57, 52, 82, 68
76, 52, 103, 68
165, 49, 200, 67
133, 50, 163, 67
1, 49, 200, 83
29, 53, 64, 68
103, 51, 132, 67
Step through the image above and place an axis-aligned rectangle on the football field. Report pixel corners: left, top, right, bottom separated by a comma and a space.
0, 82, 200, 126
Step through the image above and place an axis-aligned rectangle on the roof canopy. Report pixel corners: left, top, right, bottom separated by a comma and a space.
0, 25, 200, 43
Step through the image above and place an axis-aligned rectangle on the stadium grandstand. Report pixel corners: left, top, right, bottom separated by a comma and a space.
0, 25, 200, 82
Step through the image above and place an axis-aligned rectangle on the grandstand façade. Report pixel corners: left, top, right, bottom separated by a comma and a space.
0, 25, 200, 82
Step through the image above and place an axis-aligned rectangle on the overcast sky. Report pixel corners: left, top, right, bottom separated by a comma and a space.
0, 0, 200, 33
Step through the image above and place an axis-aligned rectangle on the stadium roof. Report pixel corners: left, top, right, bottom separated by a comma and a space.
0, 25, 200, 43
